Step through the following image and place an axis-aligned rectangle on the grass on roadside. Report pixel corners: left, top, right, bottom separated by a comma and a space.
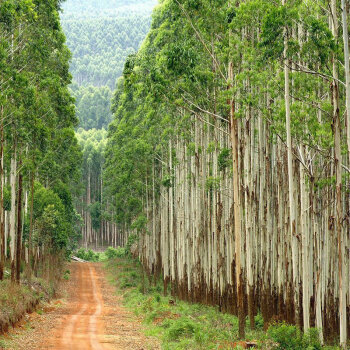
104, 256, 342, 350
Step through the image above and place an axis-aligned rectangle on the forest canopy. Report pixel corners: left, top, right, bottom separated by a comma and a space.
61, 0, 155, 130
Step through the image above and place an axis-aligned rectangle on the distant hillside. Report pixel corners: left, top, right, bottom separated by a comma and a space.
62, 16, 151, 88
61, 0, 156, 18
61, 0, 156, 129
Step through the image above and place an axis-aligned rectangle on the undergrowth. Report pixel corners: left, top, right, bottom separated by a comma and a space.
75, 246, 125, 262
105, 257, 342, 350
0, 276, 54, 335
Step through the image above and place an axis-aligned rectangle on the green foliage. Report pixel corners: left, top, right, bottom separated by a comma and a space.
3, 186, 11, 211
75, 248, 100, 262
218, 148, 232, 171
105, 246, 126, 259
32, 183, 78, 252
104, 257, 260, 349
125, 234, 139, 256
62, 9, 153, 89
89, 201, 102, 231
161, 174, 173, 188
165, 318, 198, 341
131, 214, 147, 232
254, 313, 264, 330
267, 323, 322, 350
63, 269, 70, 280
70, 84, 113, 130
205, 176, 221, 192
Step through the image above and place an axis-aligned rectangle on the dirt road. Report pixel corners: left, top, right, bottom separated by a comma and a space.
2, 262, 158, 350
45, 263, 111, 349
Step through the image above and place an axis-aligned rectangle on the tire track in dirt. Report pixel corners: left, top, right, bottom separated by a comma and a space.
44, 262, 112, 350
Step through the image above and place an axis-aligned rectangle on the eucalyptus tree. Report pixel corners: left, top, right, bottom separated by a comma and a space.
0, 0, 81, 283
104, 0, 350, 346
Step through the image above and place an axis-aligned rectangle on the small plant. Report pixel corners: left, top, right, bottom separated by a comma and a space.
267, 322, 322, 350
63, 270, 70, 280
218, 147, 232, 171
255, 313, 264, 330
105, 246, 126, 259
165, 318, 197, 341
0, 339, 8, 348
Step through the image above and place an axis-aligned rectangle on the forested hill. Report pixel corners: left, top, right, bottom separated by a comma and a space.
60, 0, 156, 130
62, 0, 156, 20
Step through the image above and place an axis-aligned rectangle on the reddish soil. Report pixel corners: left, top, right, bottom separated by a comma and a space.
44, 263, 110, 349
2, 262, 158, 350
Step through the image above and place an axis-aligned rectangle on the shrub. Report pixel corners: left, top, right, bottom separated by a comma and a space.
75, 248, 100, 262
255, 313, 264, 330
125, 234, 138, 256
267, 323, 322, 350
105, 246, 126, 260
165, 318, 197, 341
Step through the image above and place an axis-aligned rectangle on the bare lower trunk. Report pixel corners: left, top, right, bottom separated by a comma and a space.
0, 106, 4, 281
10, 151, 17, 282
26, 172, 35, 283
16, 166, 23, 283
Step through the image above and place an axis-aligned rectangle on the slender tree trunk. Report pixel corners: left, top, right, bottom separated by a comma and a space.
282, 0, 299, 325
228, 62, 245, 339
342, 0, 350, 166
300, 145, 310, 331
26, 171, 35, 283
10, 149, 17, 282
330, 1, 346, 346
16, 163, 23, 283
0, 106, 4, 281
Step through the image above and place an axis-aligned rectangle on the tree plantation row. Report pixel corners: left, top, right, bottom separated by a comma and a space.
0, 1, 81, 284
76, 128, 125, 250
103, 0, 350, 347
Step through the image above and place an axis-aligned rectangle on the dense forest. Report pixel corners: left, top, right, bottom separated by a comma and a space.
61, 0, 156, 249
75, 128, 122, 249
103, 0, 350, 347
62, 0, 156, 17
71, 84, 113, 129
61, 0, 155, 132
0, 0, 81, 283
2, 0, 350, 347
62, 15, 153, 88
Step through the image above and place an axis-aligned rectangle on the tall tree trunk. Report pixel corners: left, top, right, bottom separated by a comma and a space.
331, 0, 346, 346
0, 106, 4, 281
342, 0, 350, 166
10, 149, 17, 282
26, 171, 35, 283
229, 62, 245, 339
16, 163, 23, 283
283, 0, 299, 325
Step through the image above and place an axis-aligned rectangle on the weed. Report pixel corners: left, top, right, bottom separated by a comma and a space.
63, 270, 70, 280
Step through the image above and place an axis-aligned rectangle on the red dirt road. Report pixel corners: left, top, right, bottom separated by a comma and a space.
44, 263, 111, 349
1, 262, 158, 349
23, 262, 158, 350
